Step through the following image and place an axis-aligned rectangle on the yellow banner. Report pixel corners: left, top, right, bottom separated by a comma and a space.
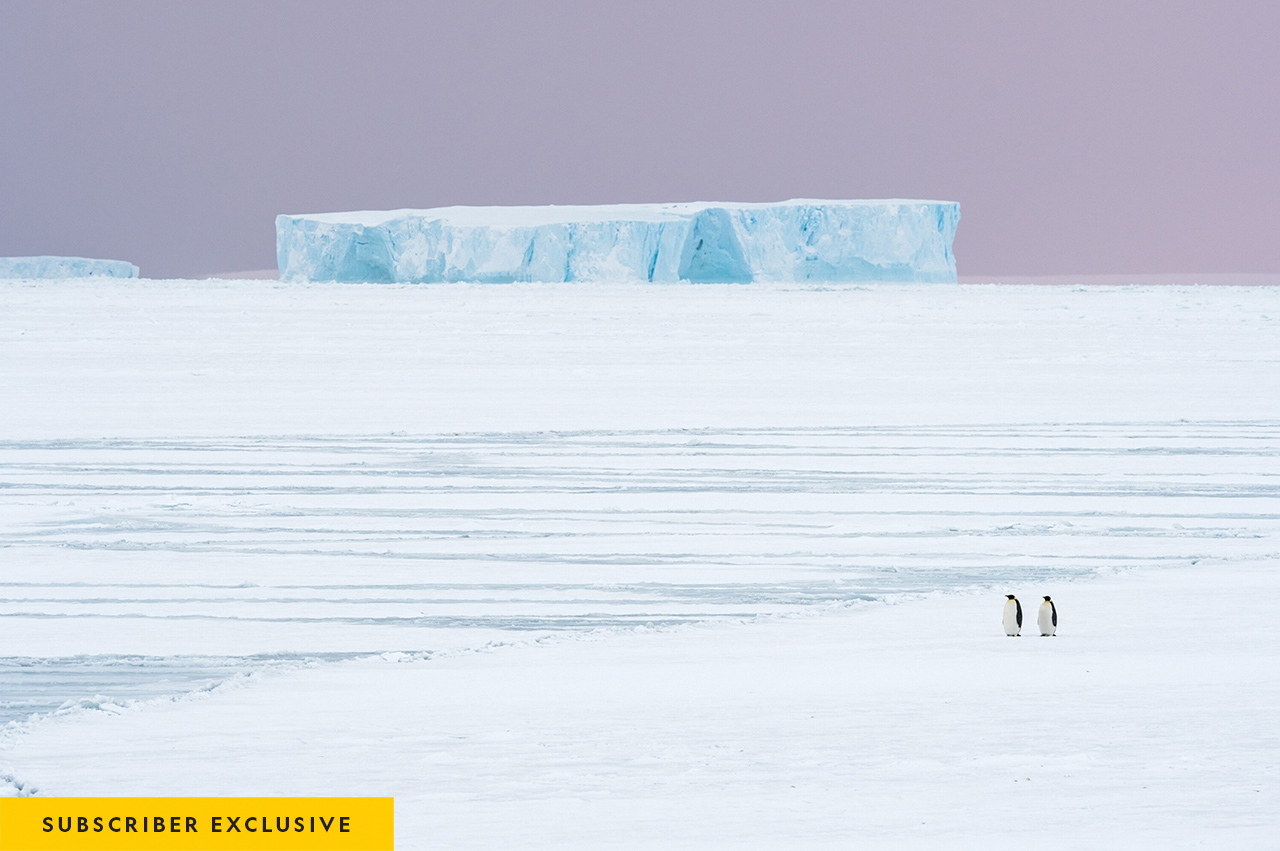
0, 799, 393, 851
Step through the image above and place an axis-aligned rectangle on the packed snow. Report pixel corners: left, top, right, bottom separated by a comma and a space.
276, 200, 960, 284
8, 562, 1276, 847
1, 279, 1278, 846
0, 256, 138, 279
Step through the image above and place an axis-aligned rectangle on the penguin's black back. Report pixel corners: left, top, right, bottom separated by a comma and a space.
1015, 599, 1023, 627
1050, 600, 1057, 626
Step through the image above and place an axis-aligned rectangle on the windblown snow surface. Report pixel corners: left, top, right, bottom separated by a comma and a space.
0, 280, 1278, 847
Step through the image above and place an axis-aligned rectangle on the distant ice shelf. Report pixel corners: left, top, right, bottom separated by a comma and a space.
0, 256, 139, 279
277, 200, 960, 284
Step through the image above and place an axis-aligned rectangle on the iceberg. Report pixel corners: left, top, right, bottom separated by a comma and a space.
0, 256, 139, 279
276, 199, 959, 284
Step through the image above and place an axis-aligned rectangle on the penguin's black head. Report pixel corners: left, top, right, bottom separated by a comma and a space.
1043, 595, 1052, 601
1005, 594, 1016, 599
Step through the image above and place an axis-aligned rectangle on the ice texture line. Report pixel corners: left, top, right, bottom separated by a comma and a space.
0, 256, 139, 279
275, 200, 960, 284
3, 422, 1274, 684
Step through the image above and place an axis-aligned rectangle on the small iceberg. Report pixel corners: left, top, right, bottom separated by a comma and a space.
0, 256, 139, 279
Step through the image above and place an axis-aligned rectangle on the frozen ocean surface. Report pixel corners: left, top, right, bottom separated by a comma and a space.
277, 200, 960, 283
9, 423, 1277, 723
0, 279, 1277, 844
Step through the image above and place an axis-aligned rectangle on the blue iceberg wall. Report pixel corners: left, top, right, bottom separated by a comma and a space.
277, 200, 959, 284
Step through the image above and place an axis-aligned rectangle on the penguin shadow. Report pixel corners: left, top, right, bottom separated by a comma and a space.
1001, 594, 1057, 637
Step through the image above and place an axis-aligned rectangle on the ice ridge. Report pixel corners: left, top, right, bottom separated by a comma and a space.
0, 256, 140, 279
276, 200, 960, 284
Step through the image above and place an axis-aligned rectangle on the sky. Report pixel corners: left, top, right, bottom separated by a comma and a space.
1, 1, 1278, 278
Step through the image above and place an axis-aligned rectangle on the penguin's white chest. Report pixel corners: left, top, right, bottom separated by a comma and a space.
1038, 602, 1057, 636
1002, 600, 1021, 635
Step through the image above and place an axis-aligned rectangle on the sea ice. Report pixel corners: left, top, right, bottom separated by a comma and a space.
2, 279, 1278, 844
276, 199, 960, 284
0, 256, 139, 279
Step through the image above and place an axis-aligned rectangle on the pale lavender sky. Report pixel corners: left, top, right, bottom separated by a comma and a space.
1, 1, 1277, 278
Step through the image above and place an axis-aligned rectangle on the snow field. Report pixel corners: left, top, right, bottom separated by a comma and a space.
2, 423, 1275, 722
6, 560, 1276, 847
3, 280, 1279, 438
1, 279, 1279, 845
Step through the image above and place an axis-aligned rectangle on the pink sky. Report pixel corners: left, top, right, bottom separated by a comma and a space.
2, 1, 1277, 278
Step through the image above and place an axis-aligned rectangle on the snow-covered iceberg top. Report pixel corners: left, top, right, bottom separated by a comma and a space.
277, 199, 960, 284
0, 256, 139, 279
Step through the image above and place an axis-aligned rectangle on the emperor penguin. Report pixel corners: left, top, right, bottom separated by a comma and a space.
1038, 595, 1057, 636
1002, 594, 1022, 636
